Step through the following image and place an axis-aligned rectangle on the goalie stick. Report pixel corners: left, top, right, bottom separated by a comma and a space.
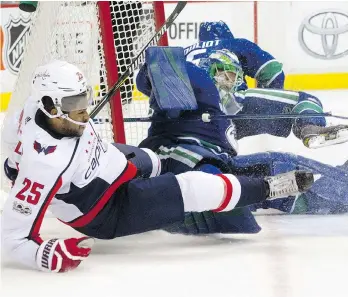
92, 112, 347, 125
90, 1, 187, 119
200, 112, 348, 122
121, 112, 348, 123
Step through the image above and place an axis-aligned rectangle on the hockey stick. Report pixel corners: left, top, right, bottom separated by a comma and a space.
90, 1, 187, 119
121, 112, 348, 123
200, 112, 348, 122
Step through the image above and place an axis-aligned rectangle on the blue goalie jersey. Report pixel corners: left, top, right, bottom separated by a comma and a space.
137, 60, 239, 155
184, 21, 285, 89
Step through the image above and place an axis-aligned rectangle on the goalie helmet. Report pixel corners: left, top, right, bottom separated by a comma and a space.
200, 49, 244, 93
31, 60, 92, 124
199, 49, 244, 114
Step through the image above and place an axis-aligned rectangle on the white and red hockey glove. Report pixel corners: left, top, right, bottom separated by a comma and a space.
36, 237, 94, 273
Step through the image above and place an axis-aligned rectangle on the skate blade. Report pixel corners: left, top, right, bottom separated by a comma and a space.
307, 129, 348, 149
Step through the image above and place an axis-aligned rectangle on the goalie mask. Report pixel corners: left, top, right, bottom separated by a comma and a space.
31, 60, 93, 126
200, 49, 244, 114
206, 49, 244, 93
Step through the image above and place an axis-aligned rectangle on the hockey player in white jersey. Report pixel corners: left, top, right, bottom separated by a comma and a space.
1, 60, 314, 273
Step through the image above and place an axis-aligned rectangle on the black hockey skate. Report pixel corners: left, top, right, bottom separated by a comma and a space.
300, 125, 348, 149
265, 170, 314, 200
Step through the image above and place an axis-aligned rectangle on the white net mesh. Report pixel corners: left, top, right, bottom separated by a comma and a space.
108, 1, 155, 146
0, 1, 160, 207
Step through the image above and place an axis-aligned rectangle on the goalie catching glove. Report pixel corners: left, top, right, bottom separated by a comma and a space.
36, 237, 94, 272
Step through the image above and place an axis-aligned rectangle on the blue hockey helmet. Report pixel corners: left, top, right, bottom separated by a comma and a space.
200, 49, 244, 93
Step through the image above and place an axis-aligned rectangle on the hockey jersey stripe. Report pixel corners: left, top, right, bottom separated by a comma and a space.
30, 177, 63, 240
27, 139, 80, 239
64, 161, 138, 228
213, 174, 233, 212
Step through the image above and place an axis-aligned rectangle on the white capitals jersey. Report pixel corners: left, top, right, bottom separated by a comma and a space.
1, 99, 137, 270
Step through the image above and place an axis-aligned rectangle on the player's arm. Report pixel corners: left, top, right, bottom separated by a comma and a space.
234, 38, 285, 89
1, 155, 92, 273
2, 109, 22, 154
2, 109, 23, 183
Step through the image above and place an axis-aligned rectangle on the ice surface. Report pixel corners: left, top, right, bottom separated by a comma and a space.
1, 215, 348, 297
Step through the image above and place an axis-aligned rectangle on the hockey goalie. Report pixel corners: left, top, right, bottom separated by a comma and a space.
136, 45, 348, 235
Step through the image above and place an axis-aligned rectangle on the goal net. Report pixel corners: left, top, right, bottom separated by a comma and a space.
0, 1, 167, 206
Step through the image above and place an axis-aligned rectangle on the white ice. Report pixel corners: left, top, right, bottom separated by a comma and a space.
1, 215, 348, 297
1, 90, 348, 297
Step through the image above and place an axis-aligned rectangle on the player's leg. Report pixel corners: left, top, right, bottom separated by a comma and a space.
154, 143, 262, 234
155, 144, 312, 235
292, 91, 326, 132
235, 90, 326, 139
235, 90, 348, 147
292, 92, 348, 148
164, 163, 261, 235
77, 170, 273, 239
230, 152, 348, 214
118, 169, 312, 238
291, 156, 348, 214
235, 89, 299, 139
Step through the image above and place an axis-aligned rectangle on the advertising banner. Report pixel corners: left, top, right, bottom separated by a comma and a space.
289, 1, 348, 74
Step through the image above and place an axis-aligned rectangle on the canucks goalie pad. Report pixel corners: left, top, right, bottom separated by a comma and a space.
145, 46, 197, 117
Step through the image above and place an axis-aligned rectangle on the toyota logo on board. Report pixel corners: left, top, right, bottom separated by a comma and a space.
298, 10, 348, 60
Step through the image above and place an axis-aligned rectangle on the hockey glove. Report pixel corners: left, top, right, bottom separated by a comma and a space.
36, 237, 94, 273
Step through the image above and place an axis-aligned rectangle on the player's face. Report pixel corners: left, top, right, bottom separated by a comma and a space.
215, 70, 237, 90
60, 109, 89, 137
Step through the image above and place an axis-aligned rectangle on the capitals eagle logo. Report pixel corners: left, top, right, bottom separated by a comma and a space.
33, 141, 57, 155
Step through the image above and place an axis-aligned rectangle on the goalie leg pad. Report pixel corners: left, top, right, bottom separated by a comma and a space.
146, 46, 197, 115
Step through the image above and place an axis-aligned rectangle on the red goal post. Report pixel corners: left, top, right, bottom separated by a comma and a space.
98, 1, 168, 144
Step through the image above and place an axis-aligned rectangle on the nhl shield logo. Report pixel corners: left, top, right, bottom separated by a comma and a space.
4, 16, 31, 74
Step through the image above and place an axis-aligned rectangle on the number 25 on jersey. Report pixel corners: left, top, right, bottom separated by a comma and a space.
16, 178, 45, 205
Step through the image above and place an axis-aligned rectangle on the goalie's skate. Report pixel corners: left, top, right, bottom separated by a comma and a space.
265, 170, 314, 200
301, 125, 348, 149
